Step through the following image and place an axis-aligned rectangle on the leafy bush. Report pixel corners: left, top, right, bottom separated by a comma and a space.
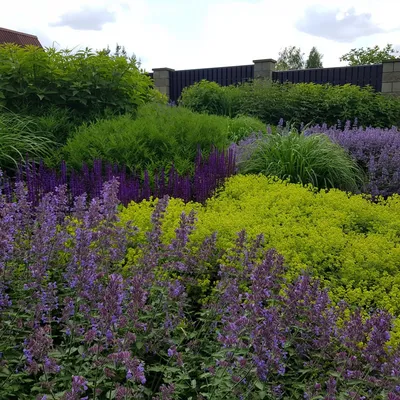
0, 111, 55, 171
178, 80, 229, 115
235, 127, 365, 191
226, 114, 266, 142
28, 106, 78, 145
306, 122, 400, 197
120, 174, 400, 320
1, 181, 399, 399
179, 79, 400, 128
61, 103, 256, 175
0, 44, 153, 120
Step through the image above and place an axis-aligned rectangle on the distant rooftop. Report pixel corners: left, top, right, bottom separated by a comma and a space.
0, 27, 42, 47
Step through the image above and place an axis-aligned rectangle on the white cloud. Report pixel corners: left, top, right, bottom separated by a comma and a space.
296, 6, 387, 42
50, 6, 116, 31
0, 0, 399, 71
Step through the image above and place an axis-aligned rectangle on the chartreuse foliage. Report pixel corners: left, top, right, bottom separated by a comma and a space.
120, 174, 400, 318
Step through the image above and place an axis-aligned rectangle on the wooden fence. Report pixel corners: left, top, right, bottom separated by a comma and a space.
272, 64, 383, 92
169, 65, 254, 102
150, 60, 393, 102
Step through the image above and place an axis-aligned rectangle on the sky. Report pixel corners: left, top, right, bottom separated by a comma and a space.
1, 0, 400, 72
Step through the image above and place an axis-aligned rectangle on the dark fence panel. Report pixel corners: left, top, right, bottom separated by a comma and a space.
272, 64, 383, 92
169, 64, 254, 102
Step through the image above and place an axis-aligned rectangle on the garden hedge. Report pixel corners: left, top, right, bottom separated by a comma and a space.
179, 79, 400, 128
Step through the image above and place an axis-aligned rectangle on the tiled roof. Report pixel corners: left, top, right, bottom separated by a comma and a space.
0, 27, 42, 47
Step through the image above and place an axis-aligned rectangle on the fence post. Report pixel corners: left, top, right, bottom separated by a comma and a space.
152, 67, 175, 98
381, 59, 400, 96
253, 59, 276, 79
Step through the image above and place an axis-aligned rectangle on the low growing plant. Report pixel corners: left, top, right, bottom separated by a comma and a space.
120, 174, 400, 321
0, 180, 399, 399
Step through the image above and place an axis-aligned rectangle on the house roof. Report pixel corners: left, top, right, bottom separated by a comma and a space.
0, 27, 42, 47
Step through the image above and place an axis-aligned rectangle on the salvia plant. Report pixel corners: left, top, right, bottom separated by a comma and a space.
0, 178, 400, 399
0, 148, 236, 206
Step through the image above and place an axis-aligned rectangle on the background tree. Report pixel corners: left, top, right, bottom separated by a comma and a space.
340, 44, 399, 65
275, 46, 305, 70
99, 43, 133, 59
98, 43, 141, 67
306, 46, 323, 68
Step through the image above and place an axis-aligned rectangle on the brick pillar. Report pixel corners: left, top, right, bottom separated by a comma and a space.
253, 59, 276, 79
152, 67, 175, 98
382, 59, 400, 96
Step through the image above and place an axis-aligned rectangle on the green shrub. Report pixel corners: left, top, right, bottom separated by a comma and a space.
61, 103, 235, 174
226, 115, 266, 142
29, 106, 79, 144
179, 79, 400, 128
0, 111, 56, 171
237, 128, 365, 191
0, 44, 153, 120
120, 174, 400, 322
178, 80, 229, 116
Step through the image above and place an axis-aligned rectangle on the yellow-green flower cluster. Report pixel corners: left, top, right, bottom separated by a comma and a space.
120, 174, 400, 316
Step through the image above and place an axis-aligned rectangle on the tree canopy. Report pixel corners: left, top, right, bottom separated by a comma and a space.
340, 44, 399, 66
276, 46, 324, 70
306, 46, 323, 69
276, 46, 305, 70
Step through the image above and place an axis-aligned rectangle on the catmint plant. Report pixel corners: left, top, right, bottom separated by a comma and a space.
0, 178, 399, 399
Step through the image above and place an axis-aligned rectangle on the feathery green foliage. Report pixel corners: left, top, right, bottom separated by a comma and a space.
61, 103, 260, 175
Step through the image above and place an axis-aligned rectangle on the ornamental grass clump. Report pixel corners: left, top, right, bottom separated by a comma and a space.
1, 179, 400, 399
0, 111, 55, 171
236, 126, 365, 192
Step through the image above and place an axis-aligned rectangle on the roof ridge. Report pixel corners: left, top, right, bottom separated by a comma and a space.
0, 26, 39, 39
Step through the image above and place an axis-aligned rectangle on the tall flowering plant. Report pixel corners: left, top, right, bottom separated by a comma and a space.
0, 148, 236, 207
305, 121, 400, 197
0, 179, 399, 399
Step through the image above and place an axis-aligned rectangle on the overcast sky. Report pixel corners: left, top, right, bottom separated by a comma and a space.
1, 0, 399, 71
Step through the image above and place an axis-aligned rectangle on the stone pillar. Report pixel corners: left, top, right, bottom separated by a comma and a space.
382, 59, 400, 96
253, 59, 276, 80
152, 67, 175, 98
